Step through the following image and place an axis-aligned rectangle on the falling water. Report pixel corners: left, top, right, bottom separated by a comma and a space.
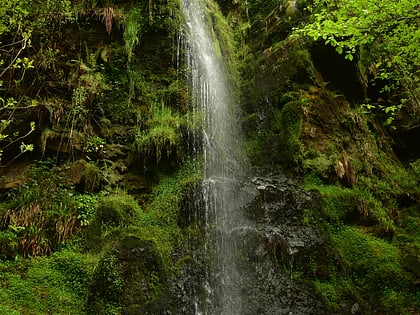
180, 0, 252, 314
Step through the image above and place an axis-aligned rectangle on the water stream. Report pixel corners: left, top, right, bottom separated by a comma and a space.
180, 0, 252, 314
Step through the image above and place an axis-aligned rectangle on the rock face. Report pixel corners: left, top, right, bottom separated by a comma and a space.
236, 175, 330, 315
170, 174, 333, 315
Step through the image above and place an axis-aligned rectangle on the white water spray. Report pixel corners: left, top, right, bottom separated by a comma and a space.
180, 0, 251, 314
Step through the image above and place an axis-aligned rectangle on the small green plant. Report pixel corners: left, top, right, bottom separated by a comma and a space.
361, 103, 403, 129
148, 271, 165, 301
76, 194, 98, 227
85, 136, 105, 153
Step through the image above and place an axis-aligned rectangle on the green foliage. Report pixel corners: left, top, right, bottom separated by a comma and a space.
0, 0, 75, 163
361, 102, 403, 128
124, 6, 145, 62
76, 194, 98, 227
0, 160, 79, 257
0, 252, 95, 314
85, 136, 105, 153
93, 191, 142, 231
148, 271, 165, 301
135, 103, 184, 163
300, 0, 420, 111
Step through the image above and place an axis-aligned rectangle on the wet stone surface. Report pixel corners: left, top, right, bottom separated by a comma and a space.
167, 173, 332, 315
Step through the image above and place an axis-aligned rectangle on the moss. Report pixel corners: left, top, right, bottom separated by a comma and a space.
317, 185, 356, 223
92, 191, 142, 229
314, 280, 341, 311
303, 151, 334, 179
273, 100, 304, 166
308, 224, 417, 313
0, 253, 95, 314
245, 100, 304, 169
88, 252, 124, 310
87, 234, 169, 314
329, 226, 412, 305
132, 158, 202, 267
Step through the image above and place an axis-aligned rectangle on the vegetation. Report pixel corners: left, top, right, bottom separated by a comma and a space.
301, 0, 419, 123
0, 0, 418, 314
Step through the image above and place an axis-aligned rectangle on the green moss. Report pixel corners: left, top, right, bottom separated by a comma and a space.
309, 224, 417, 313
303, 152, 333, 177
245, 100, 304, 168
133, 158, 202, 267
275, 100, 304, 165
305, 167, 398, 231
0, 252, 95, 314
92, 191, 142, 229
331, 226, 410, 297
317, 185, 356, 223
88, 252, 123, 313
314, 280, 341, 311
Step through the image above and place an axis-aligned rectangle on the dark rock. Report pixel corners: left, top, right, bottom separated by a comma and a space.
169, 173, 332, 314
0, 160, 29, 189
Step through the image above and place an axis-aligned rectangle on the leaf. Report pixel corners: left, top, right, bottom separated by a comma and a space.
336, 46, 343, 54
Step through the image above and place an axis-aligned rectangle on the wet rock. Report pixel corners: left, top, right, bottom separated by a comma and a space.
170, 173, 332, 314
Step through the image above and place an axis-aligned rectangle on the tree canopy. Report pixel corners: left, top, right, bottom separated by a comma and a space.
301, 0, 419, 111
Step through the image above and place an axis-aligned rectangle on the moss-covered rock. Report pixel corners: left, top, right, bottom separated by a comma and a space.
88, 234, 167, 314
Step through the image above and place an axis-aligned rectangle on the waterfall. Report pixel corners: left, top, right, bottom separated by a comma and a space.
180, 0, 252, 314
177, 2, 332, 315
